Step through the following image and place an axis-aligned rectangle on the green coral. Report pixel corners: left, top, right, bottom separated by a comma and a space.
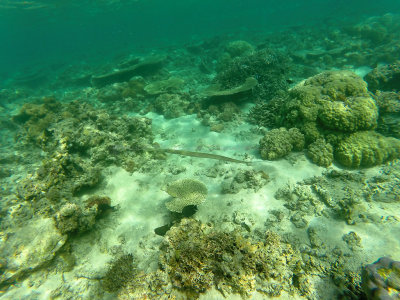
319, 96, 378, 132
254, 71, 399, 168
335, 131, 400, 168
259, 127, 305, 160
284, 71, 377, 137
306, 139, 334, 167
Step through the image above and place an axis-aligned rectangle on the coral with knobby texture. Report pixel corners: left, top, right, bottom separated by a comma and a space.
306, 139, 334, 167
284, 71, 378, 136
335, 131, 400, 168
253, 71, 400, 168
319, 96, 378, 132
259, 127, 304, 160
165, 179, 208, 213
361, 257, 400, 299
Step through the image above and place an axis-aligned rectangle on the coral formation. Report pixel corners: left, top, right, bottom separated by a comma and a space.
254, 70, 400, 167
375, 91, 400, 139
306, 138, 334, 167
259, 127, 304, 160
215, 49, 290, 100
152, 93, 191, 119
202, 76, 257, 98
335, 131, 400, 168
275, 169, 375, 225
365, 61, 400, 92
158, 219, 308, 298
54, 203, 98, 235
165, 179, 208, 213
362, 257, 400, 299
283, 71, 377, 134
103, 254, 137, 293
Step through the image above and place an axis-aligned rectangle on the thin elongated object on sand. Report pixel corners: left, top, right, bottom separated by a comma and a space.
155, 148, 252, 165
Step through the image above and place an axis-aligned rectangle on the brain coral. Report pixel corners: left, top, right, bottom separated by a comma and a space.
335, 131, 400, 168
165, 179, 208, 213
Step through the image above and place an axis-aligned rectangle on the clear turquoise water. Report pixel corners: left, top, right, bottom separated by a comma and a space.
1, 0, 399, 78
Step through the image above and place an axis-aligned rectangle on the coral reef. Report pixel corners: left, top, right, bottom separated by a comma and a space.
165, 179, 208, 213
375, 91, 400, 139
158, 219, 308, 298
275, 169, 375, 225
335, 131, 400, 168
365, 61, 400, 92
259, 127, 304, 160
362, 257, 400, 299
13, 99, 154, 171
306, 138, 334, 167
254, 70, 400, 167
215, 49, 290, 101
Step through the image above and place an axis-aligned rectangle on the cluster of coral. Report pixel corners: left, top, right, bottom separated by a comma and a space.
0, 96, 155, 290
106, 218, 312, 299
254, 70, 400, 168
0, 11, 400, 300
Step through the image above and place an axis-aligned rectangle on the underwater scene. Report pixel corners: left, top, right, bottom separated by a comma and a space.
1, 0, 400, 299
